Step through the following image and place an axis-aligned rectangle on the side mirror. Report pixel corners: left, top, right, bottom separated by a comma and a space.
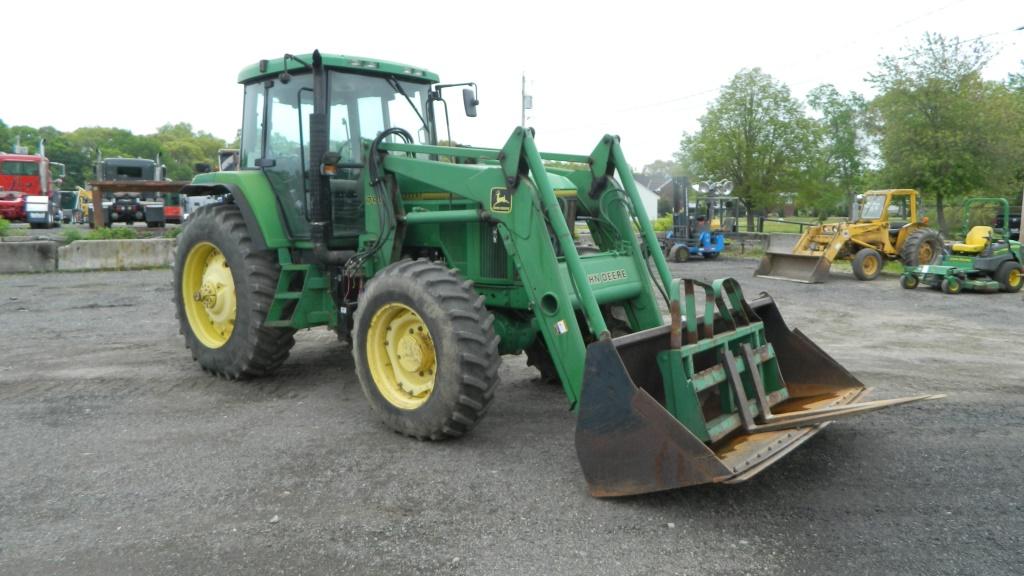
462, 88, 479, 118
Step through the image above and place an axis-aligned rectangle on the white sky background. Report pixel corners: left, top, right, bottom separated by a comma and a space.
0, 0, 1020, 169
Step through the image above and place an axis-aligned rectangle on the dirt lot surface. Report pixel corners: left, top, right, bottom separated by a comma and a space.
1, 259, 1021, 575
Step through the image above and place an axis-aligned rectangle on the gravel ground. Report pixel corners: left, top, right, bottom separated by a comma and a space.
0, 258, 1021, 575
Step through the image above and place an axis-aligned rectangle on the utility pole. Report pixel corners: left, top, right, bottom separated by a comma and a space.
521, 73, 533, 127
521, 73, 526, 127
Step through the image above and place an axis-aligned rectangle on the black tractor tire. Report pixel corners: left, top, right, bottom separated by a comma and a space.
900, 274, 919, 290
901, 228, 943, 266
353, 259, 500, 440
669, 244, 689, 263
852, 248, 884, 281
702, 251, 719, 260
995, 261, 1024, 293
173, 203, 296, 379
941, 277, 962, 294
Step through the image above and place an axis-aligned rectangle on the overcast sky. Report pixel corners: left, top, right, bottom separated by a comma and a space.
1, 0, 1020, 168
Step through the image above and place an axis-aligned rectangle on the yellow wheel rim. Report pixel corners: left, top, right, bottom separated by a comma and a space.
862, 255, 879, 276
918, 244, 934, 264
1010, 268, 1022, 288
366, 303, 436, 410
182, 242, 236, 349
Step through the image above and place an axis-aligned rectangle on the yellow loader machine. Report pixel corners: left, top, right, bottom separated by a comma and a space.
173, 52, 940, 497
756, 189, 943, 283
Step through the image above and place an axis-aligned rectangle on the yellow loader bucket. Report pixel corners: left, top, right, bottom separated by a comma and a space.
574, 278, 940, 497
754, 252, 833, 283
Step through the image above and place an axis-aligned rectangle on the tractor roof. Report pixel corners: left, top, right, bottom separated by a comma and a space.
238, 53, 439, 84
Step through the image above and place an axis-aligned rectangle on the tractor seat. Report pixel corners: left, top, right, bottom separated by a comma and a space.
952, 225, 993, 254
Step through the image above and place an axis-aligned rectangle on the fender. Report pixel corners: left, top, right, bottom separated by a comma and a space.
182, 171, 297, 251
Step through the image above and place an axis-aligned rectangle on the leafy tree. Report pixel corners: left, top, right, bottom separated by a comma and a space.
867, 33, 1019, 231
679, 68, 818, 227
805, 85, 868, 218
153, 123, 226, 180
0, 120, 230, 186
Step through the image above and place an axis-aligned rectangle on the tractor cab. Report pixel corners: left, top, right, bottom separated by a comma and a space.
856, 189, 922, 245
235, 53, 477, 244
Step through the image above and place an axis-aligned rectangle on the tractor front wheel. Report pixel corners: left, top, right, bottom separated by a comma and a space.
900, 274, 919, 290
941, 277, 962, 294
173, 203, 296, 379
669, 245, 689, 263
353, 259, 500, 440
995, 261, 1024, 293
852, 248, 883, 281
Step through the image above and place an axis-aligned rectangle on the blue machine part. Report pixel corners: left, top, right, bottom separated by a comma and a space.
667, 230, 724, 257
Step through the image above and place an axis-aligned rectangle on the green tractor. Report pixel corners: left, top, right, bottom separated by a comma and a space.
900, 197, 1023, 294
174, 51, 939, 497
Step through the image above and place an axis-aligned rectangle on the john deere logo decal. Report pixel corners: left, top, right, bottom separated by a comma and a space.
587, 269, 628, 285
491, 188, 511, 213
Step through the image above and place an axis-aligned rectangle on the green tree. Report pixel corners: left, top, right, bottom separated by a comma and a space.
153, 123, 226, 180
867, 33, 1019, 232
679, 68, 818, 227
805, 85, 868, 218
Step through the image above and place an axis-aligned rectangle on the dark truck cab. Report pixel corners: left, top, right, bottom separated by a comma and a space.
95, 158, 167, 227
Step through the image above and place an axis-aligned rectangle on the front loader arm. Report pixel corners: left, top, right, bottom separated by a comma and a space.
376, 129, 673, 406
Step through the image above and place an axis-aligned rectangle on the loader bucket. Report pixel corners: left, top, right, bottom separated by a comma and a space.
575, 278, 940, 497
754, 251, 832, 283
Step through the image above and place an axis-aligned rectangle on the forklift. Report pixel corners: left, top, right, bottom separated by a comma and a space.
662, 177, 729, 262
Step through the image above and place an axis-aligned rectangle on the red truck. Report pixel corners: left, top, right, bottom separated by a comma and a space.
0, 147, 62, 227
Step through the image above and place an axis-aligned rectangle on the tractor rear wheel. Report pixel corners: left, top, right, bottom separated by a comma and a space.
353, 259, 500, 440
901, 228, 943, 266
852, 248, 883, 281
174, 204, 296, 379
995, 261, 1024, 293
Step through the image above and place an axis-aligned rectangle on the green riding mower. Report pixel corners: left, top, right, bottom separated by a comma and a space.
901, 198, 1023, 294
173, 51, 940, 497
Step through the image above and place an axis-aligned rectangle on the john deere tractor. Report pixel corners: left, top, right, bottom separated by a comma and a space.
174, 51, 938, 497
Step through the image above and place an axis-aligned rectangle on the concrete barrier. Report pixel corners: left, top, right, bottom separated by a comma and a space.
0, 240, 58, 273
58, 239, 177, 271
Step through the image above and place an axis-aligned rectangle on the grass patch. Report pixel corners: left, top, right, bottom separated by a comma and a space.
0, 217, 9, 237
62, 228, 84, 243
831, 258, 905, 276
721, 242, 764, 260
82, 227, 139, 240
163, 226, 183, 239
